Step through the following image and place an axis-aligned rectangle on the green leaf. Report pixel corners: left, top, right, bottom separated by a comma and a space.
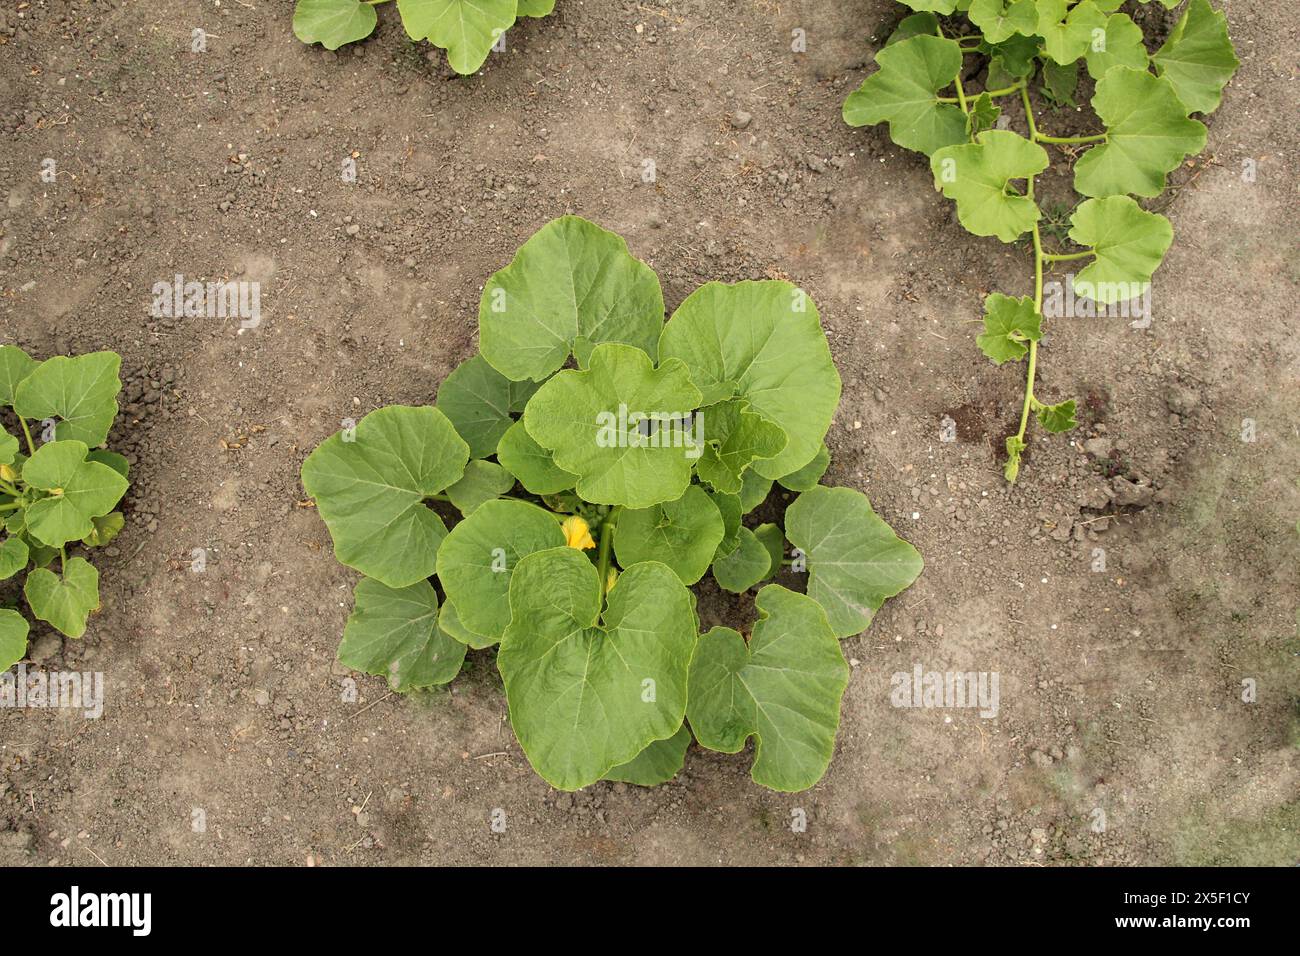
1040, 59, 1078, 107
479, 216, 665, 382
984, 33, 1040, 78
966, 91, 1001, 136
24, 556, 99, 638
777, 443, 830, 492
887, 11, 940, 46
516, 0, 555, 16
754, 523, 785, 581
1074, 68, 1207, 198
292, 0, 378, 50
438, 599, 495, 650
0, 431, 17, 466
842, 35, 968, 157
1035, 0, 1107, 66
896, 0, 958, 12
694, 400, 787, 495
436, 498, 566, 642
1152, 0, 1238, 114
931, 130, 1049, 242
86, 449, 129, 480
523, 343, 701, 509
603, 724, 691, 786
13, 352, 121, 447
711, 527, 772, 593
738, 468, 772, 514
300, 405, 467, 588
659, 280, 840, 480
82, 512, 125, 548
969, 0, 1038, 45
444, 459, 515, 516
396, 0, 516, 75
0, 536, 29, 580
709, 490, 743, 558
339, 577, 465, 691
434, 355, 538, 459
1068, 196, 1173, 303
1083, 13, 1149, 81
0, 345, 37, 407
686, 587, 850, 792
614, 485, 725, 586
1036, 399, 1078, 433
498, 548, 697, 791
0, 608, 29, 670
1004, 434, 1027, 482
495, 420, 576, 495
977, 293, 1041, 364
22, 441, 129, 548
785, 485, 923, 638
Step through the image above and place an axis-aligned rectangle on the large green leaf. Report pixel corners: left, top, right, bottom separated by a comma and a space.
438, 599, 495, 650
523, 343, 702, 508
292, 0, 378, 50
931, 130, 1049, 242
436, 498, 566, 643
0, 536, 29, 580
1152, 0, 1238, 115
434, 355, 538, 459
0, 431, 17, 467
897, 0, 958, 12
1083, 12, 1149, 80
842, 34, 968, 157
479, 216, 665, 382
784, 485, 924, 638
13, 352, 121, 447
444, 459, 515, 516
709, 490, 742, 559
339, 577, 465, 691
300, 405, 467, 588
0, 345, 37, 407
977, 293, 1041, 364
711, 526, 772, 593
694, 400, 786, 495
1068, 196, 1173, 304
603, 724, 692, 786
687, 587, 849, 792
21, 441, 128, 548
498, 548, 697, 791
495, 420, 576, 495
777, 443, 830, 493
659, 281, 840, 480
968, 0, 1038, 45
396, 0, 516, 75
614, 484, 724, 585
1034, 0, 1106, 65
516, 0, 555, 16
24, 556, 99, 638
1074, 68, 1207, 198
0, 608, 29, 670
738, 468, 772, 514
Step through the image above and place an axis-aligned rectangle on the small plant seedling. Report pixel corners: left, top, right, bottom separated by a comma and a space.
292, 0, 556, 75
0, 348, 129, 668
843, 0, 1237, 481
301, 216, 924, 793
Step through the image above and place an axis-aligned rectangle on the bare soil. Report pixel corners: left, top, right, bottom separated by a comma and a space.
0, 0, 1296, 866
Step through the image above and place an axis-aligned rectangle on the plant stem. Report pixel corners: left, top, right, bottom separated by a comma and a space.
1041, 250, 1093, 262
938, 82, 1024, 104
1020, 85, 1039, 141
0, 502, 19, 512
18, 418, 35, 457
1011, 223, 1046, 468
1035, 132, 1107, 145
0, 480, 18, 497
596, 506, 621, 596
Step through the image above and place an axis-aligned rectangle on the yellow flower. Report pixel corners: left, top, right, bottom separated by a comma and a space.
562, 515, 595, 550
0, 463, 15, 482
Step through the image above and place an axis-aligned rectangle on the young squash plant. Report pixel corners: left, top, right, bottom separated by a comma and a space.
292, 0, 556, 74
843, 0, 1237, 481
0, 348, 129, 670
301, 216, 924, 793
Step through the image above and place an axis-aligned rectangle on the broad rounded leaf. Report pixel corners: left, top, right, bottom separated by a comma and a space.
340, 577, 465, 691
1152, 0, 1239, 115
82, 512, 125, 548
1074, 68, 1207, 198
977, 293, 1041, 364
24, 556, 99, 638
86, 449, 129, 480
603, 724, 691, 786
438, 599, 496, 650
1034, 0, 1106, 65
0, 537, 29, 580
711, 526, 772, 593
1084, 13, 1149, 80
0, 431, 17, 467
710, 490, 742, 559
22, 441, 128, 548
777, 443, 830, 492
498, 548, 697, 791
516, 0, 555, 16
785, 485, 924, 638
0, 608, 29, 670
931, 130, 1048, 242
738, 469, 773, 514
495, 420, 576, 495
396, 0, 516, 75
1068, 196, 1173, 304
301, 405, 467, 588
614, 484, 725, 585
887, 11, 940, 47
897, 0, 958, 12
292, 0, 378, 50
842, 35, 967, 157
659, 281, 840, 480
445, 459, 515, 515
686, 587, 850, 792
435, 498, 566, 642
13, 352, 121, 447
435, 355, 538, 459
695, 400, 787, 495
0, 345, 37, 407
754, 523, 785, 581
969, 0, 1038, 45
523, 343, 702, 508
1036, 399, 1078, 433
479, 216, 665, 382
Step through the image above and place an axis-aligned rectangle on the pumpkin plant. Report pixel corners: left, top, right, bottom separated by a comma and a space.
292, 0, 556, 74
301, 216, 923, 792
843, 0, 1237, 480
0, 348, 129, 669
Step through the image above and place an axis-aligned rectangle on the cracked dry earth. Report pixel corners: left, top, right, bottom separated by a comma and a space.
0, 0, 1296, 866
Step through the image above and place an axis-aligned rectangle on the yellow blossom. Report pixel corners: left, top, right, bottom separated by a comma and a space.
0, 463, 15, 482
562, 515, 595, 550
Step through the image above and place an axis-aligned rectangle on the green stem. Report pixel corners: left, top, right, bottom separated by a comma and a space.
1035, 132, 1107, 145
1012, 223, 1046, 458
596, 506, 621, 596
0, 502, 19, 513
935, 24, 968, 115
1020, 85, 1039, 141
1041, 250, 1093, 262
18, 418, 36, 457
938, 82, 1024, 104
0, 480, 19, 497
59, 546, 66, 573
